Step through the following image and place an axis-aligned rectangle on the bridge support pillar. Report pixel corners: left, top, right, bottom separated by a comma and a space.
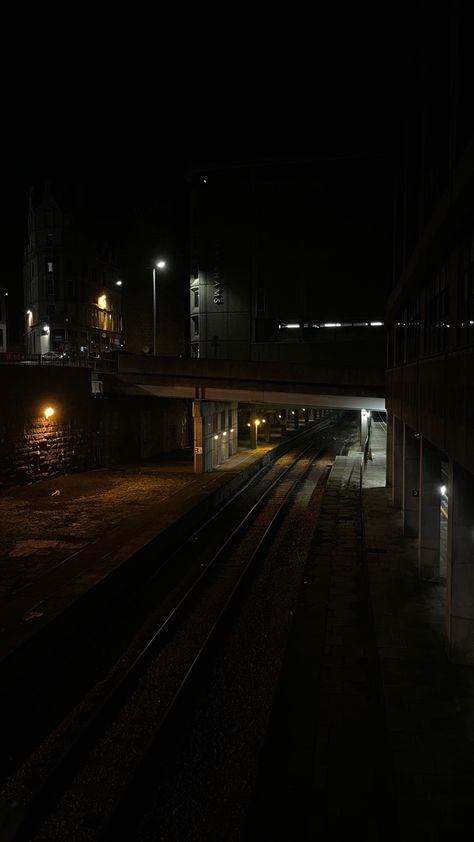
280, 409, 287, 436
386, 411, 393, 488
446, 459, 474, 663
360, 409, 369, 447
193, 400, 205, 474
264, 412, 271, 442
293, 409, 299, 430
418, 437, 442, 579
402, 423, 420, 537
392, 415, 403, 509
250, 406, 258, 449
193, 399, 238, 473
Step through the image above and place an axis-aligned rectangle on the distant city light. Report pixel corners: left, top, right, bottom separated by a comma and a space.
441, 485, 447, 496
116, 280, 122, 286
370, 321, 384, 327
323, 323, 341, 328
285, 323, 300, 329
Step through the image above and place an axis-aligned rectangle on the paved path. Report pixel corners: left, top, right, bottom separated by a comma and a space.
249, 423, 474, 840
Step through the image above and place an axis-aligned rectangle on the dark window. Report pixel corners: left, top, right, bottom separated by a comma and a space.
46, 234, 53, 245
191, 316, 199, 335
193, 288, 199, 308
47, 277, 54, 296
48, 305, 55, 320
424, 267, 447, 356
458, 231, 474, 346
193, 264, 199, 280
406, 297, 421, 362
394, 312, 405, 365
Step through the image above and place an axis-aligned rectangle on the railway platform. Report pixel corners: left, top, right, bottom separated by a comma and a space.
1, 421, 474, 839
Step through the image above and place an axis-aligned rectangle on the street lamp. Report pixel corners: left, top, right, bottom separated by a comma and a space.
152, 260, 166, 356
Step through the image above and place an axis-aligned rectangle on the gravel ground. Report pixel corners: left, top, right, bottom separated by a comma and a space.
135, 424, 358, 841
0, 461, 196, 600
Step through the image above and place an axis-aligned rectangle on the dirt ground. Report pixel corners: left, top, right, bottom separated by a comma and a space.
0, 459, 198, 600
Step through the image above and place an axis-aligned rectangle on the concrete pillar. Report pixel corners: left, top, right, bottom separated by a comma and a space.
392, 415, 403, 509
293, 409, 299, 430
229, 406, 238, 456
250, 413, 258, 449
303, 408, 309, 426
192, 400, 205, 474
386, 411, 393, 489
360, 409, 368, 448
264, 412, 271, 442
446, 459, 474, 663
418, 437, 441, 579
402, 424, 420, 537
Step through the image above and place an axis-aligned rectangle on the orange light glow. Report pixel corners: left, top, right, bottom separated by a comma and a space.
44, 406, 55, 419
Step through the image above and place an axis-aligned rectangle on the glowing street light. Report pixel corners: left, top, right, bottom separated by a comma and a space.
152, 260, 167, 356
44, 406, 55, 419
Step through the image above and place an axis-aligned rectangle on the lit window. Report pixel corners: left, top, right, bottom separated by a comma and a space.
46, 260, 53, 273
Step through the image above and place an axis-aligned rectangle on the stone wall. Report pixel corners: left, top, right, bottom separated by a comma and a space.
0, 366, 190, 487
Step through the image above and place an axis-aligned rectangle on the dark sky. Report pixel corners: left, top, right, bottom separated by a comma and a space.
1, 15, 408, 329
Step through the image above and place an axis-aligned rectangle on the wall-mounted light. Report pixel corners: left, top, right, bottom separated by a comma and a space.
44, 406, 55, 419
214, 434, 219, 440
440, 485, 447, 496
98, 294, 107, 310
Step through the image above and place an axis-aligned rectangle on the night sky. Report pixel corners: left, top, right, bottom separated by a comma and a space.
1, 13, 411, 338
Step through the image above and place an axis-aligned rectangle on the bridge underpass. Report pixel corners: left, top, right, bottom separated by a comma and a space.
104, 356, 385, 472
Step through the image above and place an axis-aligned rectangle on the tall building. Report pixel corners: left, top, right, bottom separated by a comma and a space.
23, 183, 123, 359
386, 3, 474, 662
188, 157, 390, 366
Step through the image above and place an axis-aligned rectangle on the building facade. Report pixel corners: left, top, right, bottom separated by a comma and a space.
23, 183, 123, 359
188, 158, 389, 366
386, 2, 474, 662
0, 290, 8, 353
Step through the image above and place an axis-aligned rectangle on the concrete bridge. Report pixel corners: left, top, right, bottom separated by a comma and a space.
107, 355, 385, 411
103, 355, 385, 473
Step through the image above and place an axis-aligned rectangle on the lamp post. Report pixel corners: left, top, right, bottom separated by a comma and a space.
152, 260, 166, 356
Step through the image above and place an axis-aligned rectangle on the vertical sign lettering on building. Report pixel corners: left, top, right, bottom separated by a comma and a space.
213, 241, 224, 305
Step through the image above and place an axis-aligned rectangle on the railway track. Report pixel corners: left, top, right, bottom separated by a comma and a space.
0, 413, 356, 840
